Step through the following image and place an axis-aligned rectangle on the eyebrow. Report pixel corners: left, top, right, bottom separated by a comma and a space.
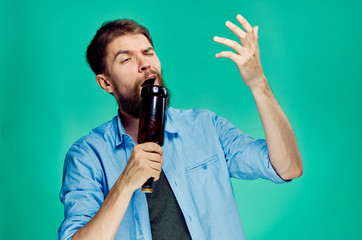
113, 47, 154, 62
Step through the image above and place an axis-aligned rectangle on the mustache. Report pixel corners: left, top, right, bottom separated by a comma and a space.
139, 69, 163, 83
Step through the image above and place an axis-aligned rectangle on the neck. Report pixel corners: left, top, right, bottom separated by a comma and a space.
119, 109, 139, 144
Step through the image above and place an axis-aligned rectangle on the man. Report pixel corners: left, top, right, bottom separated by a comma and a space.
58, 14, 303, 240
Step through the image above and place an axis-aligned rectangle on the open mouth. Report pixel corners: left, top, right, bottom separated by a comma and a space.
141, 77, 156, 87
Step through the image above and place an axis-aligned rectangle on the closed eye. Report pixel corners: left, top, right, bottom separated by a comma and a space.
143, 47, 155, 56
144, 51, 154, 56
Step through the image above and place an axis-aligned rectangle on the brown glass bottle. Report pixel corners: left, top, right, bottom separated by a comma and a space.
137, 85, 168, 193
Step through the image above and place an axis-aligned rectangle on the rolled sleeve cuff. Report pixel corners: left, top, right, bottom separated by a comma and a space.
250, 139, 292, 184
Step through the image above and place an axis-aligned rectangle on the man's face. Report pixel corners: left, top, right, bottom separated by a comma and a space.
101, 34, 164, 118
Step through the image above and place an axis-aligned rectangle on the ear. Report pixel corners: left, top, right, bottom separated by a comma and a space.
96, 74, 114, 94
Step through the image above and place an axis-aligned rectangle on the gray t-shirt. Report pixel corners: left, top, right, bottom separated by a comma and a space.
146, 170, 192, 240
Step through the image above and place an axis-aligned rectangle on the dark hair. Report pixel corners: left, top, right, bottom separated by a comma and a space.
86, 19, 153, 75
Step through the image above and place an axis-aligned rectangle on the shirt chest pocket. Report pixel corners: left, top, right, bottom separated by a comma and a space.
186, 155, 219, 173
185, 155, 231, 213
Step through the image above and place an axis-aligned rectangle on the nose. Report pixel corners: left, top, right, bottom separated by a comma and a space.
138, 55, 150, 72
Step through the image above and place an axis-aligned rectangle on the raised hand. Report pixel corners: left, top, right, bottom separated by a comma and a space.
214, 14, 266, 89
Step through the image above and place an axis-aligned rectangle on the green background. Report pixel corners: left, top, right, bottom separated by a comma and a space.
1, 0, 361, 239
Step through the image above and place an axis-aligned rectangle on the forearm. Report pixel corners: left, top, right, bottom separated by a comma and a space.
250, 76, 303, 180
72, 173, 134, 240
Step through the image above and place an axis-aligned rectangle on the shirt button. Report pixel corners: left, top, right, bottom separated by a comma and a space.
202, 164, 207, 170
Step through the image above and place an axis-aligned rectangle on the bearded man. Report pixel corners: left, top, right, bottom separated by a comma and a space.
58, 14, 303, 240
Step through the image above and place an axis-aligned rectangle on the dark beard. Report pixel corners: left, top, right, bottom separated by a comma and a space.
117, 81, 142, 118
116, 69, 170, 119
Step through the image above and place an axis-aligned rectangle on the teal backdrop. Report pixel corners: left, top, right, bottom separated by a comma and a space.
1, 0, 361, 239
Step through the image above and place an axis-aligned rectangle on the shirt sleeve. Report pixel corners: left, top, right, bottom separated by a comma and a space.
58, 143, 105, 240
213, 114, 289, 183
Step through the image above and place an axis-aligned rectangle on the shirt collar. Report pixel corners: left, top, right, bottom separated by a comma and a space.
115, 108, 179, 147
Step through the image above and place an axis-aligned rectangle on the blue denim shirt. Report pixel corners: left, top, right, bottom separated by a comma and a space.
58, 108, 288, 240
